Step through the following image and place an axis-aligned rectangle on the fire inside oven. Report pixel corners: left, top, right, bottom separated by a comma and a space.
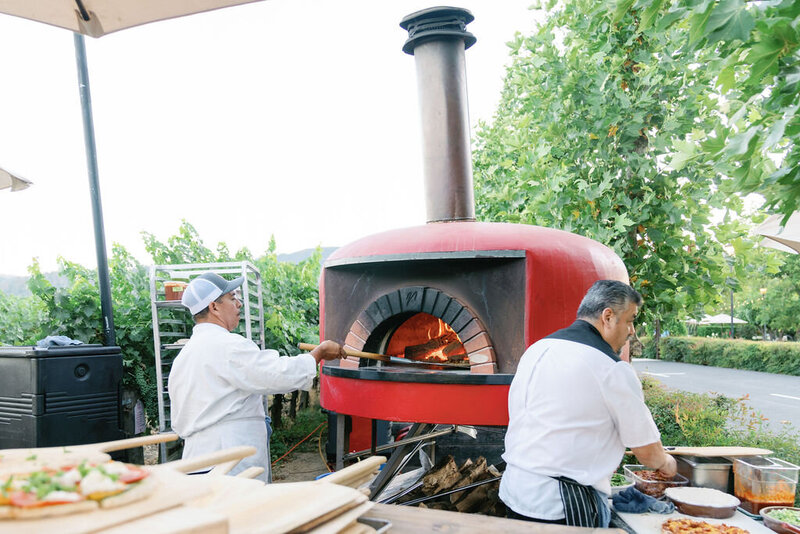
365, 312, 469, 364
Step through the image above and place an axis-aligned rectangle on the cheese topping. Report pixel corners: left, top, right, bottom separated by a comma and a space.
54, 468, 82, 488
79, 470, 125, 496
100, 462, 131, 477
41, 490, 83, 503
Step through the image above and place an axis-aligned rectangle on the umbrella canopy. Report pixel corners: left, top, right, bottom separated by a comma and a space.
756, 212, 800, 254
0, 0, 263, 38
0, 166, 32, 192
699, 313, 747, 325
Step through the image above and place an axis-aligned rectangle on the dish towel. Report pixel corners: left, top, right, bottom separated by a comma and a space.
36, 335, 85, 347
612, 487, 675, 514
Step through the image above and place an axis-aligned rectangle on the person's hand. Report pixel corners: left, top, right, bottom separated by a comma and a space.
311, 340, 346, 363
656, 454, 678, 478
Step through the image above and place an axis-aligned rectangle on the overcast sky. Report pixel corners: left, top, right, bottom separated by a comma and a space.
0, 1, 539, 276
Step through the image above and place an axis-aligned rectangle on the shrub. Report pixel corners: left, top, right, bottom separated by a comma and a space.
647, 336, 800, 376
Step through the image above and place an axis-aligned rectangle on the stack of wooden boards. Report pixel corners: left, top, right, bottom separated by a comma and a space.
0, 436, 388, 534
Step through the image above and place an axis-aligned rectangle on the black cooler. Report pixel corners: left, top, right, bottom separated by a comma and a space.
0, 345, 123, 448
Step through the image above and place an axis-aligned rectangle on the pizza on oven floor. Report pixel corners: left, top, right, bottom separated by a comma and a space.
662, 518, 750, 534
0, 460, 156, 519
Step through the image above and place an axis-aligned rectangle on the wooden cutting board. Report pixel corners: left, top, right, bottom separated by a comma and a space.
99, 506, 229, 534
665, 446, 773, 457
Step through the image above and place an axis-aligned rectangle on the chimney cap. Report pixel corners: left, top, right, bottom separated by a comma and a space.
399, 6, 476, 55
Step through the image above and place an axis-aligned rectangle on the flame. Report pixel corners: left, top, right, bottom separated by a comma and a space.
385, 313, 467, 363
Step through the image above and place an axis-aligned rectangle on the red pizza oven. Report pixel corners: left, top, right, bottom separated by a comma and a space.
318, 7, 627, 457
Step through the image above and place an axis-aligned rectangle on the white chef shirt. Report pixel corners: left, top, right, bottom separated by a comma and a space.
499, 320, 660, 521
168, 323, 317, 479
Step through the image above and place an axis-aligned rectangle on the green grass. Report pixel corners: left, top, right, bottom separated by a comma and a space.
269, 403, 328, 463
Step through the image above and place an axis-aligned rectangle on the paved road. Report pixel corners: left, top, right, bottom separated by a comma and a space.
631, 359, 800, 434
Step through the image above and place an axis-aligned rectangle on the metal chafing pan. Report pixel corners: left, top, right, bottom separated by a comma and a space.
675, 455, 733, 493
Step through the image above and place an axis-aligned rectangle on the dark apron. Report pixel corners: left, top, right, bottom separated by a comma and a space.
554, 476, 605, 528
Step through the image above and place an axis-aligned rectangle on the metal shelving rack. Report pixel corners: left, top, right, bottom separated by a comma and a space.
149, 261, 265, 461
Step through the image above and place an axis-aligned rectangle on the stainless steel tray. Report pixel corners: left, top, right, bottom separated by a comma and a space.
357, 516, 392, 533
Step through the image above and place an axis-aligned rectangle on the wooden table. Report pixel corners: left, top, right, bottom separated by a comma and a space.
362, 504, 624, 533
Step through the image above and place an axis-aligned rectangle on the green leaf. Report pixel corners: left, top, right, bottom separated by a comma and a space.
744, 37, 783, 87
639, 0, 665, 31
689, 2, 715, 45
669, 139, 697, 171
655, 7, 687, 31
704, 0, 755, 44
725, 127, 758, 156
763, 117, 788, 150
612, 0, 636, 23
716, 64, 736, 92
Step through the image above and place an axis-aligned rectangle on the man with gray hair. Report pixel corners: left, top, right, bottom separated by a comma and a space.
499, 280, 676, 527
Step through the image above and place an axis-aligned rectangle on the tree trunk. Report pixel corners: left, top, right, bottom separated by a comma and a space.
270, 394, 283, 429
289, 390, 298, 420
299, 390, 309, 411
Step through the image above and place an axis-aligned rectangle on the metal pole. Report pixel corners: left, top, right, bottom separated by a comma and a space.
73, 33, 115, 346
729, 260, 734, 339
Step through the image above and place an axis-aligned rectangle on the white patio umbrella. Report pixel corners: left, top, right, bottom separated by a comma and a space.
0, 166, 32, 192
0, 0, 263, 37
0, 0, 265, 344
699, 313, 747, 339
756, 212, 800, 254
700, 313, 747, 325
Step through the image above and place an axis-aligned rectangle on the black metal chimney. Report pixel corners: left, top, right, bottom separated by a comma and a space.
400, 6, 476, 223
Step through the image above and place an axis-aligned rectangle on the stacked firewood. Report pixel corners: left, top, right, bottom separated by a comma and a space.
395, 455, 505, 516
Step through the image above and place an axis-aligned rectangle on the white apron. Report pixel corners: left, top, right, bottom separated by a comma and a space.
182, 416, 271, 482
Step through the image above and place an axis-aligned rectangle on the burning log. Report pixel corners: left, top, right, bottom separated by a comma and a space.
404, 335, 467, 363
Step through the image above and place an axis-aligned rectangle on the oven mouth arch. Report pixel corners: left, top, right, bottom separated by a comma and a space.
343, 286, 496, 370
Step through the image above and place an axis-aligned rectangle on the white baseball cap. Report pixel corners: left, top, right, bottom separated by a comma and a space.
181, 272, 244, 315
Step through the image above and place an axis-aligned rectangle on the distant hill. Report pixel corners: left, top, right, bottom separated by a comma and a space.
0, 272, 68, 297
0, 247, 339, 297
277, 247, 338, 264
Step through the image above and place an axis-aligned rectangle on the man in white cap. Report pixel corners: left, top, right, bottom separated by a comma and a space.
168, 272, 345, 482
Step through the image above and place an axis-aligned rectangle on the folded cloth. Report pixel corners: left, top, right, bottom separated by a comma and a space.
36, 335, 84, 347
612, 487, 675, 514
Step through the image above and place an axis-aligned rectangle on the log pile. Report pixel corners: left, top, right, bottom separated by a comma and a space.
395, 455, 505, 516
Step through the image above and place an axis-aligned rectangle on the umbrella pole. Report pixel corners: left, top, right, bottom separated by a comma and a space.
73, 33, 116, 346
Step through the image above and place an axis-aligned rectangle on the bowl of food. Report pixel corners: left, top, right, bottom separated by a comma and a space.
760, 506, 800, 534
611, 472, 634, 495
664, 486, 740, 519
623, 464, 689, 498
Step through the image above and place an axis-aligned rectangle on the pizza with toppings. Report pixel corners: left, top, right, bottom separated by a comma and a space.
662, 518, 750, 534
0, 460, 155, 519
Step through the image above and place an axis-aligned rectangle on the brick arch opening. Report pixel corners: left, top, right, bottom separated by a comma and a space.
342, 286, 497, 373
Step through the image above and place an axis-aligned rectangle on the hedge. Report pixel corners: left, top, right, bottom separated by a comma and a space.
642, 336, 800, 376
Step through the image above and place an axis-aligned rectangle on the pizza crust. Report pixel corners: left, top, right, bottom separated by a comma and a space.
11, 500, 99, 520
99, 475, 158, 509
